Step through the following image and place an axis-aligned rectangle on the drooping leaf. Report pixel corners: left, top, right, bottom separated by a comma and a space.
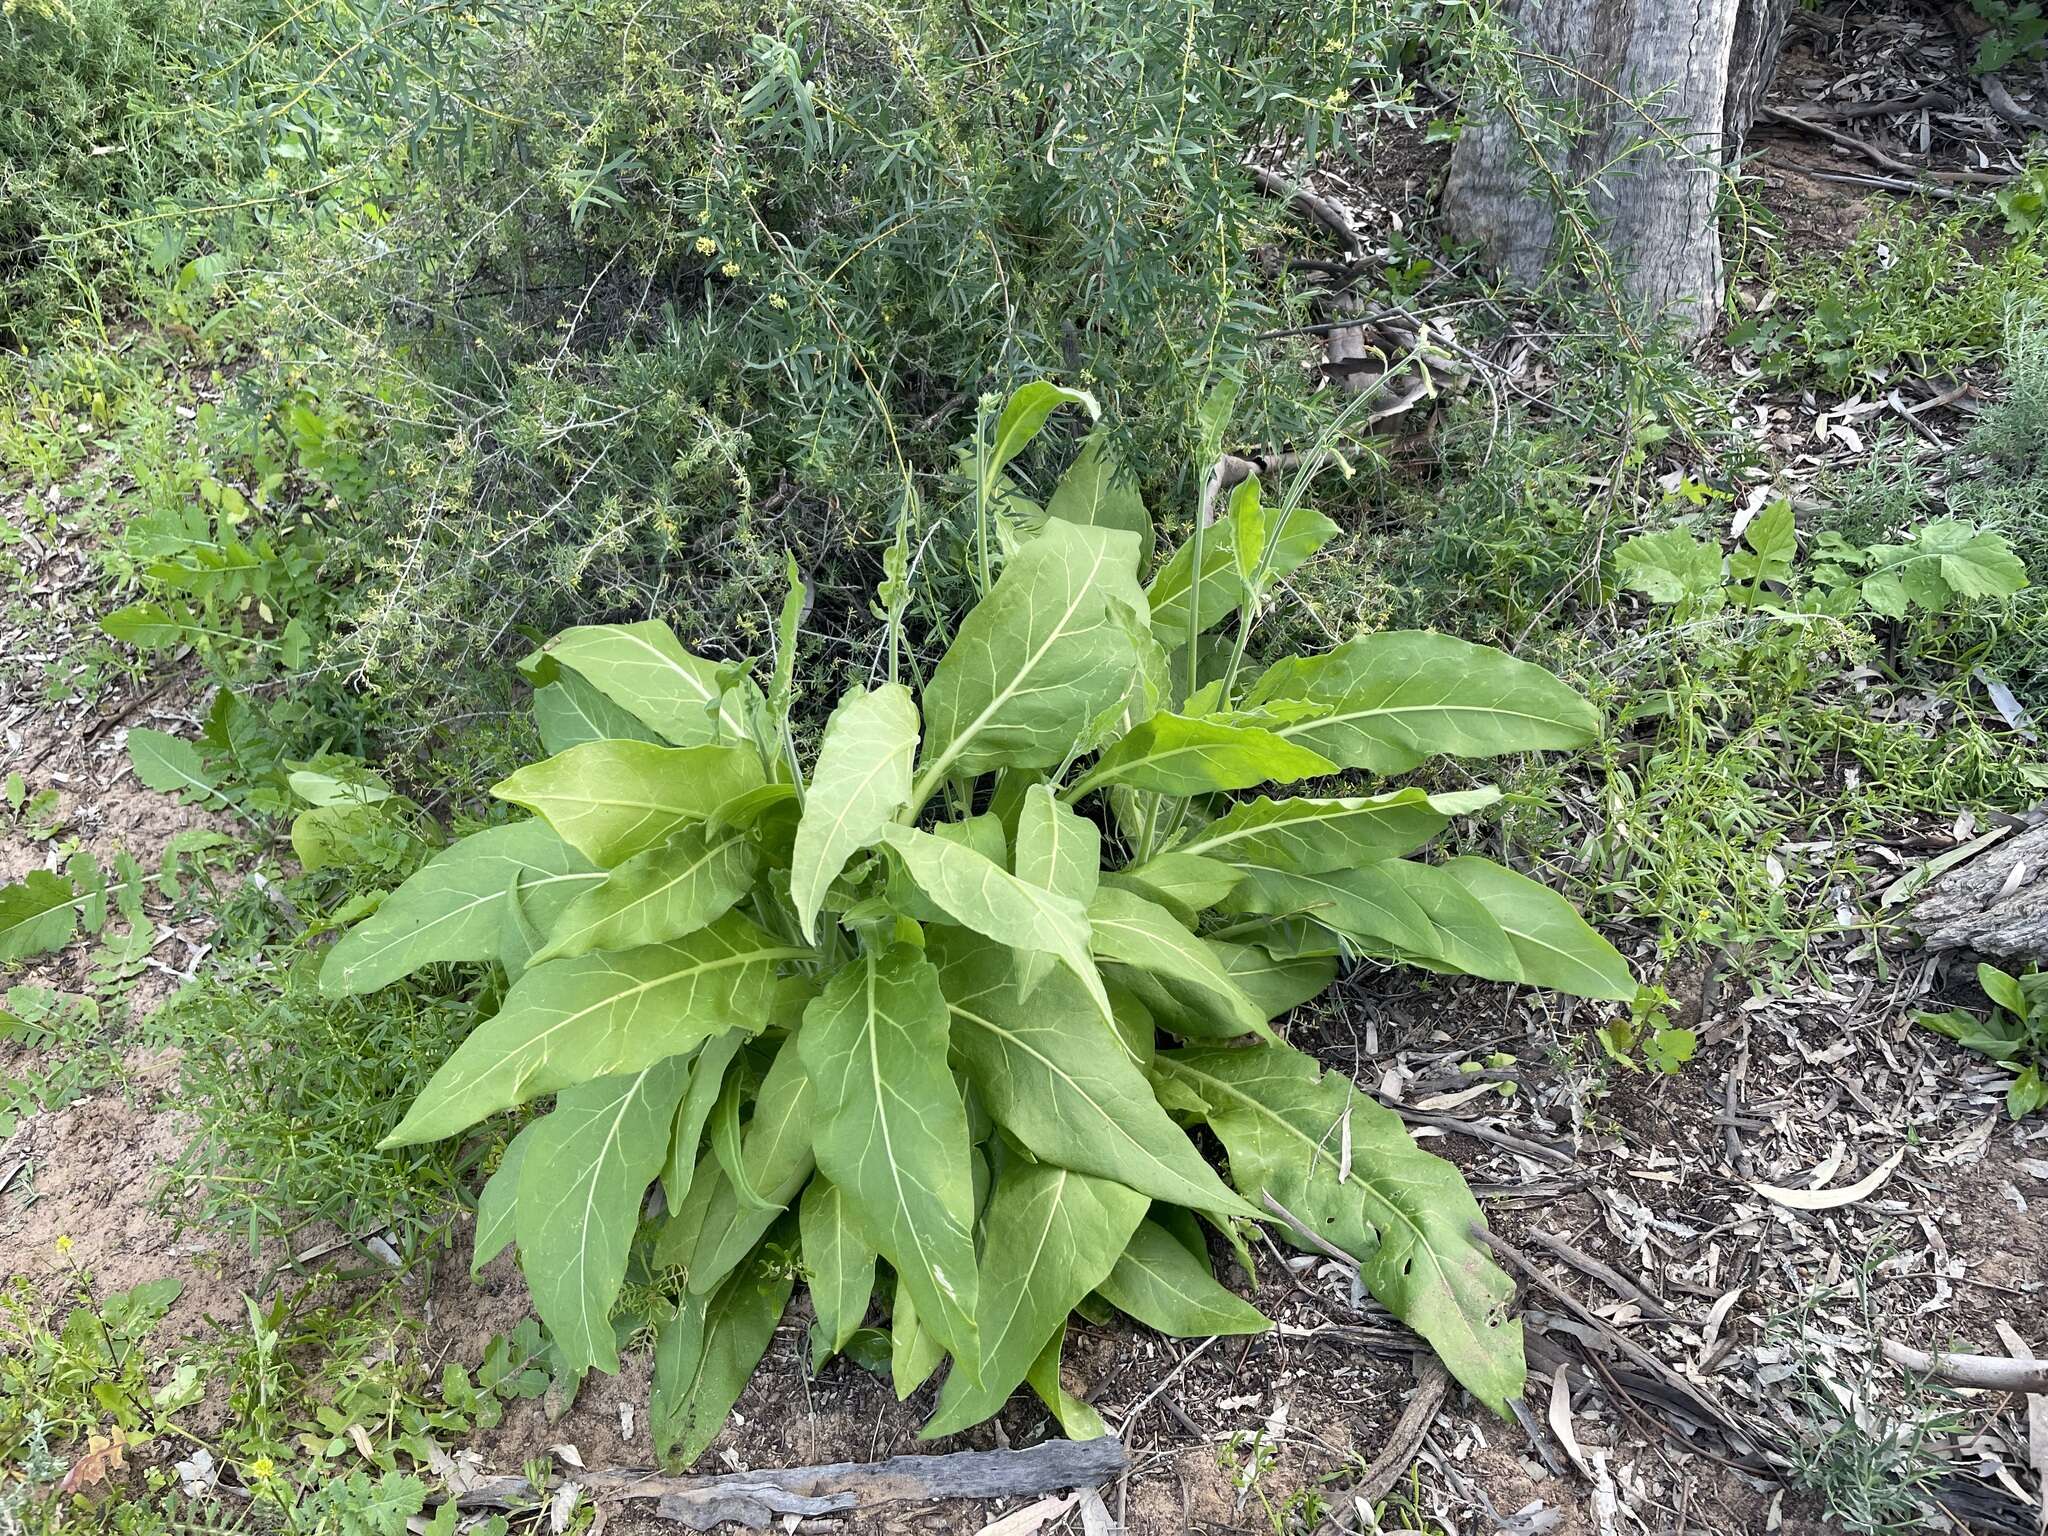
492, 741, 765, 867
916, 520, 1147, 791
800, 945, 980, 1370
515, 1056, 691, 1374
1157, 1044, 1522, 1415
1436, 857, 1636, 1001
800, 1176, 878, 1366
651, 1231, 794, 1467
1025, 1322, 1109, 1439
1097, 1218, 1270, 1337
1221, 865, 1439, 959
1146, 503, 1339, 645
1087, 887, 1271, 1042
1208, 939, 1336, 1020
383, 914, 804, 1146
1366, 859, 1520, 980
0, 870, 79, 962
931, 931, 1253, 1218
879, 824, 1108, 1020
535, 822, 759, 962
683, 1031, 817, 1295
789, 683, 918, 941
1171, 789, 1498, 874
890, 1274, 945, 1400
1102, 852, 1245, 923
473, 1122, 538, 1276
987, 380, 1099, 478
320, 820, 603, 997
1044, 429, 1153, 565
534, 670, 666, 752
923, 1162, 1146, 1436
1246, 632, 1601, 774
1071, 713, 1335, 797
534, 620, 760, 746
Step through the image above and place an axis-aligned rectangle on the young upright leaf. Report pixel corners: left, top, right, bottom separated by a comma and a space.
1247, 631, 1600, 774
652, 1235, 794, 1467
683, 1032, 817, 1295
383, 914, 804, 1146
789, 683, 918, 941
535, 822, 759, 962
987, 380, 1099, 478
492, 741, 765, 867
916, 520, 1147, 791
800, 1176, 878, 1365
1097, 1218, 1270, 1337
1071, 713, 1335, 797
1013, 785, 1100, 905
1172, 789, 1498, 874
536, 620, 759, 746
922, 1162, 1145, 1436
931, 931, 1254, 1218
320, 820, 603, 997
1146, 503, 1338, 645
1044, 429, 1153, 565
1437, 856, 1636, 1001
516, 1056, 692, 1374
1157, 1044, 1523, 1415
664, 1033, 744, 1208
800, 945, 980, 1371
879, 824, 1109, 1020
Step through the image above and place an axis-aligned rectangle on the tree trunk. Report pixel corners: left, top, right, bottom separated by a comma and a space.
1441, 0, 1793, 341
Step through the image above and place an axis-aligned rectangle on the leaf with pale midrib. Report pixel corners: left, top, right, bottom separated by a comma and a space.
789, 683, 918, 942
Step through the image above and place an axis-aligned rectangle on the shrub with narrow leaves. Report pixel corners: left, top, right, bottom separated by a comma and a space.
318, 387, 1634, 1464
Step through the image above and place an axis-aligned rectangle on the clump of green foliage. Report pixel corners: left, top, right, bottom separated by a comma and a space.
319, 387, 1636, 1463
1919, 963, 2048, 1119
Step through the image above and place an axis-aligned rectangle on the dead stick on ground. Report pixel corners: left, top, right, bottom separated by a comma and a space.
1759, 106, 2015, 184
1880, 1339, 2048, 1393
1318, 1358, 1451, 1527
442, 1438, 1130, 1531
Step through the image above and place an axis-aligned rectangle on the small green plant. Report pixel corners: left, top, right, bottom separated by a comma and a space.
1918, 963, 2048, 1118
321, 385, 1636, 1464
1972, 0, 2048, 72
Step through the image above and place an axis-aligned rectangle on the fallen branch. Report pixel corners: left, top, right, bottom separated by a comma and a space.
1760, 106, 2015, 185
443, 1438, 1130, 1531
1881, 1339, 2048, 1394
1247, 165, 1363, 257
1327, 1358, 1451, 1519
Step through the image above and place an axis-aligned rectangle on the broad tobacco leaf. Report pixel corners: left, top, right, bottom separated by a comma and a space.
535, 822, 759, 962
789, 683, 918, 942
1157, 1044, 1524, 1415
1246, 631, 1600, 774
1146, 503, 1339, 644
931, 930, 1253, 1218
492, 741, 765, 867
922, 1161, 1146, 1436
916, 520, 1148, 789
1071, 712, 1335, 797
533, 669, 666, 752
516, 1057, 691, 1374
799, 1176, 877, 1365
534, 620, 760, 747
1086, 887, 1271, 1042
320, 820, 602, 997
1171, 788, 1499, 874
652, 1227, 794, 1467
382, 913, 805, 1145
1043, 429, 1153, 566
800, 944, 981, 1372
1097, 1217, 1270, 1337
1436, 856, 1636, 1002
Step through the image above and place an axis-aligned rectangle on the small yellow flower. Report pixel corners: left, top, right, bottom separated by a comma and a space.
766, 293, 788, 310
721, 261, 740, 278
54, 1235, 73, 1256
250, 1457, 275, 1480
694, 236, 718, 256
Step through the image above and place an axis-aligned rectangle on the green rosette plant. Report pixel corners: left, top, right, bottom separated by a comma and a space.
318, 385, 1635, 1464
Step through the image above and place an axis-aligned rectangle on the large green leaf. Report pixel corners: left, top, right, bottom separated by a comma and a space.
987, 380, 1099, 478
1102, 852, 1244, 923
682, 1032, 816, 1295
492, 741, 765, 867
1246, 631, 1600, 774
931, 931, 1252, 1219
1087, 887, 1271, 1042
799, 945, 981, 1370
915, 519, 1147, 793
1209, 939, 1336, 1020
320, 820, 602, 997
1071, 713, 1335, 797
1170, 788, 1498, 874
1367, 859, 1520, 980
1221, 865, 1438, 959
651, 1232, 794, 1467
799, 1176, 877, 1365
383, 914, 804, 1146
533, 670, 665, 752
515, 1056, 691, 1374
535, 620, 759, 746
1157, 1044, 1522, 1414
923, 1161, 1146, 1436
879, 825, 1108, 1020
471, 1122, 537, 1277
1437, 856, 1636, 1001
1097, 1218, 1270, 1337
534, 822, 759, 962
1044, 429, 1153, 565
1146, 503, 1339, 645
789, 683, 918, 942
0, 870, 79, 962
1012, 784, 1100, 995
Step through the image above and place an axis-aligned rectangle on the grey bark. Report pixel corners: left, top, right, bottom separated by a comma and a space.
1441, 0, 1794, 341
1909, 825, 2048, 961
